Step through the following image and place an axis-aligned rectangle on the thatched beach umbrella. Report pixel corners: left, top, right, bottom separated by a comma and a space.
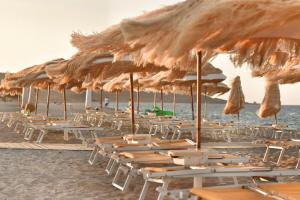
72, 0, 300, 151
122, 73, 148, 114
253, 57, 300, 85
173, 63, 227, 120
113, 0, 300, 150
6, 58, 71, 119
90, 79, 110, 109
101, 75, 122, 111
224, 76, 245, 120
79, 54, 167, 134
202, 83, 230, 122
257, 81, 281, 124
0, 80, 22, 110
117, 0, 300, 71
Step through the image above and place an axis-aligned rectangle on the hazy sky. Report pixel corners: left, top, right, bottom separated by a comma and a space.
0, 0, 299, 105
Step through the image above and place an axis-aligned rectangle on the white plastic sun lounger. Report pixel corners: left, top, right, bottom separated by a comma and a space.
141, 168, 300, 200
88, 137, 196, 165
109, 150, 249, 193
259, 139, 300, 168
25, 122, 104, 143
177, 182, 300, 200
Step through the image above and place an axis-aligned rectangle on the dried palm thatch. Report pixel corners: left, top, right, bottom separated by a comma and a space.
100, 59, 167, 80
202, 83, 230, 96
45, 59, 71, 84
70, 86, 85, 94
173, 63, 227, 87
4, 58, 84, 96
135, 63, 224, 90
121, 73, 145, 91
47, 52, 167, 88
224, 76, 245, 115
70, 4, 178, 57
0, 80, 22, 96
135, 69, 185, 89
253, 57, 300, 84
4, 59, 66, 89
257, 81, 281, 118
116, 0, 300, 71
68, 53, 114, 81
71, 26, 138, 59
102, 74, 129, 92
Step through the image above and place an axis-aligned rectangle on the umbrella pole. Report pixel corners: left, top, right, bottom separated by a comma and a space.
193, 51, 203, 188
173, 89, 176, 116
190, 85, 194, 120
21, 87, 29, 109
153, 92, 157, 108
115, 91, 119, 112
18, 94, 21, 112
100, 89, 103, 109
161, 89, 164, 113
275, 114, 278, 124
46, 84, 51, 117
137, 83, 140, 114
204, 87, 207, 121
129, 73, 135, 134
63, 87, 67, 120
237, 113, 240, 121
196, 51, 202, 149
35, 88, 39, 115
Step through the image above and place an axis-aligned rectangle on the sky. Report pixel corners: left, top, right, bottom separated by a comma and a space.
0, 0, 299, 105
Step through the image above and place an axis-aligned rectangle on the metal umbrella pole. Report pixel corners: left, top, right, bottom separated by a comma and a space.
129, 73, 135, 134
46, 84, 51, 117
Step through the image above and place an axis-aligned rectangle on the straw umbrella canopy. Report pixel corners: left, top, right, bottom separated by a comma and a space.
0, 82, 22, 110
173, 65, 227, 121
0, 80, 22, 96
66, 51, 168, 134
116, 0, 300, 70
72, 0, 300, 70
257, 81, 281, 124
10, 59, 73, 118
134, 65, 228, 119
253, 56, 300, 84
70, 5, 180, 60
47, 52, 166, 89
3, 59, 65, 113
72, 0, 300, 151
118, 0, 300, 151
224, 76, 245, 120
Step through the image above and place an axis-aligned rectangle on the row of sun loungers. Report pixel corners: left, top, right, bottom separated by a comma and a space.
188, 182, 300, 200
1, 110, 300, 200
86, 129, 300, 200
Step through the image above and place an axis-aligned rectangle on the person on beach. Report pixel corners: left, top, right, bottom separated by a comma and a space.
104, 97, 109, 107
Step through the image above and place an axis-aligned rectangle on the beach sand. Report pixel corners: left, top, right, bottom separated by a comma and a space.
0, 102, 163, 200
0, 101, 299, 200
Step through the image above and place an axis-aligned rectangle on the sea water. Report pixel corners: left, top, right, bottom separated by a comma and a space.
109, 102, 300, 128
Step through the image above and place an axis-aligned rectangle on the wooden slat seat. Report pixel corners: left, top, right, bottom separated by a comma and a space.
261, 182, 300, 200
113, 143, 143, 148
190, 188, 273, 200
119, 151, 173, 164
153, 139, 194, 147
143, 166, 185, 172
96, 136, 123, 143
